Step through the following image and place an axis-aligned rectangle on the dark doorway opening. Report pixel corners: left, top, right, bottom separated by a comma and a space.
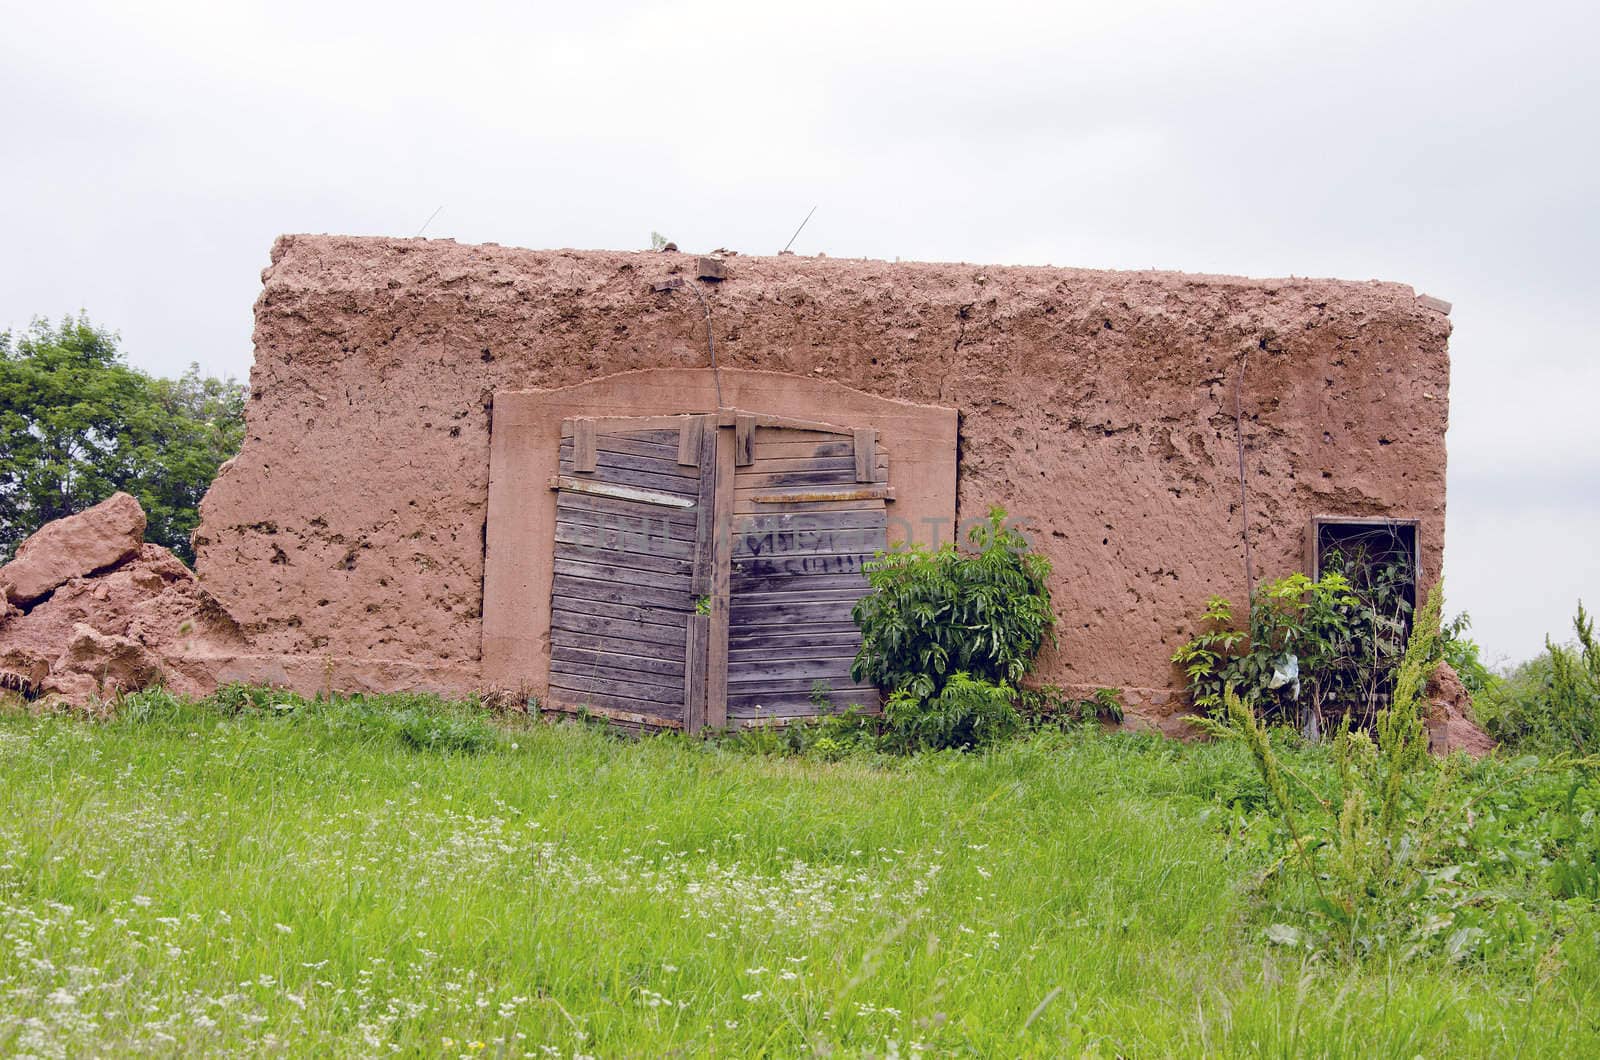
1306, 516, 1421, 726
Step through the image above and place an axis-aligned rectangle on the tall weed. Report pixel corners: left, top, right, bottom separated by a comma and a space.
1196, 584, 1572, 961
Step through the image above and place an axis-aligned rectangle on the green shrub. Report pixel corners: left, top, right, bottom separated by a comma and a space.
851, 507, 1054, 700
1440, 611, 1498, 697
848, 507, 1052, 752
1474, 655, 1558, 748
882, 672, 1020, 753
1173, 561, 1415, 735
1015, 684, 1125, 727
1475, 602, 1599, 754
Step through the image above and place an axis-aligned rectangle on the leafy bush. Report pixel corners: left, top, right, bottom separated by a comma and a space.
1173, 561, 1416, 735
1015, 684, 1125, 727
882, 672, 1020, 753
851, 507, 1054, 700
1440, 610, 1498, 697
1475, 602, 1599, 754
849, 507, 1053, 751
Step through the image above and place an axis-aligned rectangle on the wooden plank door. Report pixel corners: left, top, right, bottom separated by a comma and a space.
721, 423, 889, 720
549, 412, 891, 730
547, 417, 710, 728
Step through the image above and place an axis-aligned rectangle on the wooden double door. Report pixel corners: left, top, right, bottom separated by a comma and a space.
547, 409, 890, 730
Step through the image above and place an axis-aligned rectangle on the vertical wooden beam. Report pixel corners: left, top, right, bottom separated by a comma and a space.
573, 418, 597, 473
684, 614, 709, 734
705, 424, 735, 728
734, 413, 756, 467
677, 416, 703, 466
685, 415, 718, 732
690, 416, 715, 595
852, 426, 876, 483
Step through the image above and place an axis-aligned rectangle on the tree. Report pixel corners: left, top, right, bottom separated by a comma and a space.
0, 314, 246, 565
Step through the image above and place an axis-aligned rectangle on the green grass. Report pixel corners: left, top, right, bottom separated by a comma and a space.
1, 694, 1598, 1057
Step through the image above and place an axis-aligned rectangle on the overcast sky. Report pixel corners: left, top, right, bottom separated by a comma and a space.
3, 0, 1595, 663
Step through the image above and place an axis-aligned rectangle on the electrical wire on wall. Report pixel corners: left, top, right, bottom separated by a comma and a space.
690, 281, 723, 408
1234, 348, 1254, 605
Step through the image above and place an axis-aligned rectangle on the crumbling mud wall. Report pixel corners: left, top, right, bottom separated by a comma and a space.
0, 493, 248, 703
194, 235, 1452, 731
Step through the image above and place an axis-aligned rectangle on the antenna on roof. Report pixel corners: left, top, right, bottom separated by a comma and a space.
780, 205, 818, 254
414, 205, 444, 238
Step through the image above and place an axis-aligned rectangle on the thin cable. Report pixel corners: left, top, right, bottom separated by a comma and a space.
1234, 349, 1254, 605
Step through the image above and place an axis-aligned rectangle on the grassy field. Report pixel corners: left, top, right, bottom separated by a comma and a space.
2, 695, 1598, 1057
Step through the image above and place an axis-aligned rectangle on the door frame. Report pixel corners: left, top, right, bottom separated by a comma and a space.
482, 368, 959, 718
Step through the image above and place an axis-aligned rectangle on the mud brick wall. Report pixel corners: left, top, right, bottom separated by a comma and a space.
195, 235, 1451, 731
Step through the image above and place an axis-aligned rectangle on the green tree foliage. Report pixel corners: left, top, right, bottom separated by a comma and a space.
0, 315, 245, 565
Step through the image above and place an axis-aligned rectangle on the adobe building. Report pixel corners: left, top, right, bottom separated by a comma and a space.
108, 233, 1450, 734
